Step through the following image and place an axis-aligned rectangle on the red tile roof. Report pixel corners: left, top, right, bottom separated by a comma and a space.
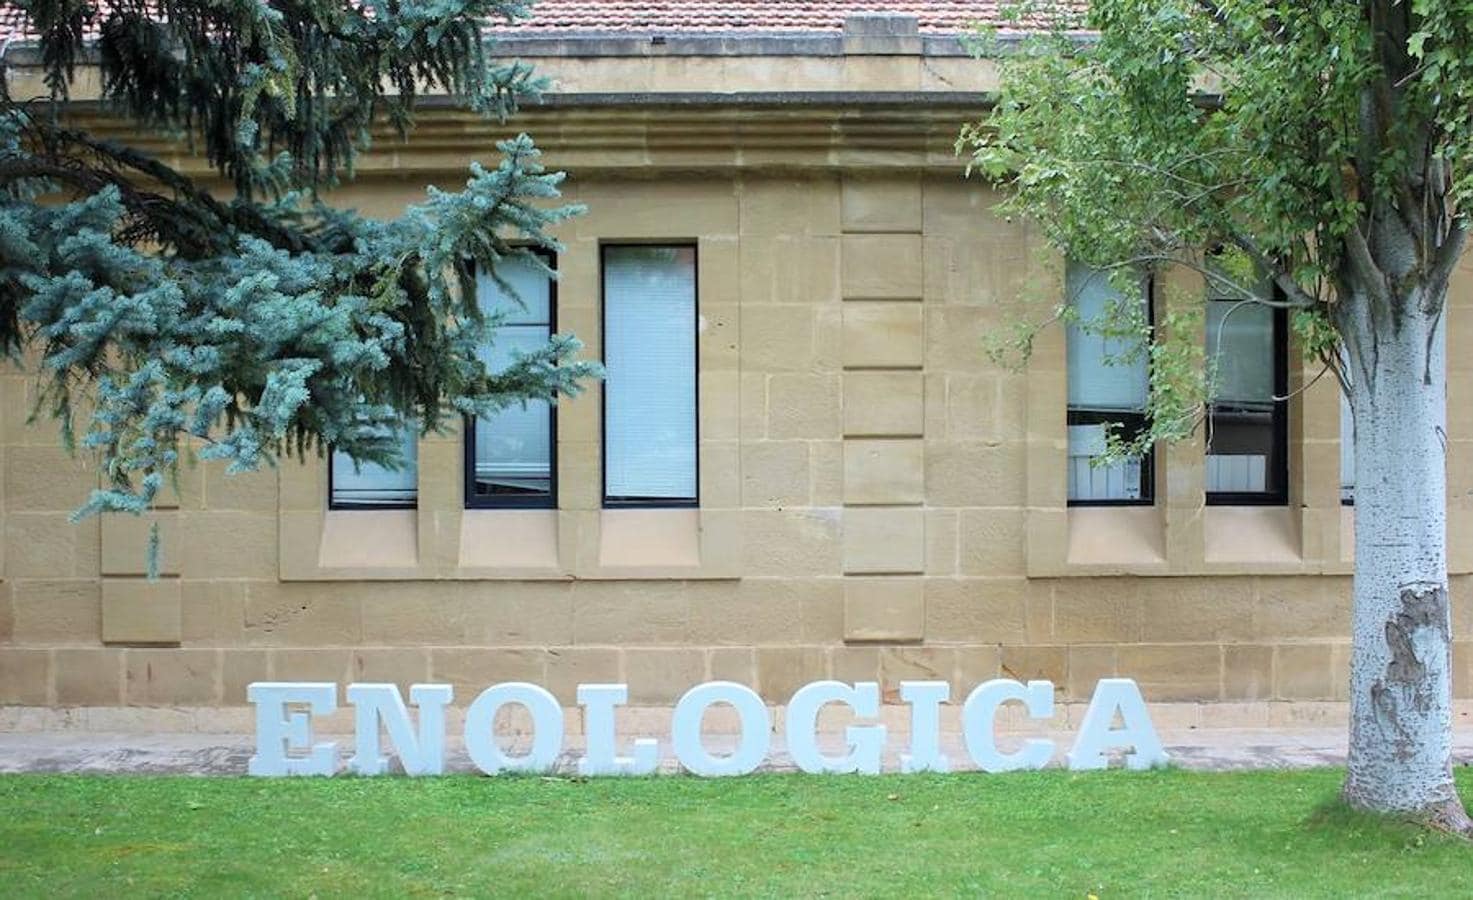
487, 1, 1076, 33
0, 2, 1086, 46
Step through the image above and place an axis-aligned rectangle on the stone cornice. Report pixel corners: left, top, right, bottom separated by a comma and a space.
77, 99, 990, 177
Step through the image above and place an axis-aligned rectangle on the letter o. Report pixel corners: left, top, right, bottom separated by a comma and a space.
464, 682, 564, 774
671, 681, 771, 777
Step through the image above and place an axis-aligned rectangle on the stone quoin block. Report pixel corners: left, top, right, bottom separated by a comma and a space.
841, 234, 924, 299
101, 512, 179, 576
843, 439, 925, 506
841, 177, 922, 233
842, 507, 925, 574
843, 371, 925, 437
101, 578, 183, 645
842, 302, 924, 369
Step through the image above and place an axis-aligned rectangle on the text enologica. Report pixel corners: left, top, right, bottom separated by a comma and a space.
245, 678, 1167, 777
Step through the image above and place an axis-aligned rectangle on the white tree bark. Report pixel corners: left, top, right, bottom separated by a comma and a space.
1342, 291, 1469, 831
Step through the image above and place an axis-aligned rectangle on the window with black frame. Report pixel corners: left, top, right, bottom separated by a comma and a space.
1204, 282, 1288, 505
601, 244, 698, 508
464, 253, 557, 508
1064, 261, 1154, 505
1340, 353, 1355, 505
329, 423, 419, 509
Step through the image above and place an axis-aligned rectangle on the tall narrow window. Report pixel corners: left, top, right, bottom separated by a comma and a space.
330, 424, 419, 508
1065, 261, 1153, 505
1204, 291, 1288, 504
602, 244, 698, 507
465, 254, 556, 508
1340, 371, 1355, 504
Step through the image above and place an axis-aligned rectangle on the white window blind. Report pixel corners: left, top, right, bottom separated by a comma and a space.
1067, 424, 1144, 501
1065, 260, 1149, 412
1340, 385, 1355, 503
1206, 301, 1274, 405
330, 424, 418, 507
1065, 260, 1149, 503
603, 246, 697, 502
472, 256, 553, 500
1204, 299, 1277, 496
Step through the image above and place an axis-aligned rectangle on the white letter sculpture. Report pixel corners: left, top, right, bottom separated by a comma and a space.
247, 682, 338, 776
671, 681, 770, 776
578, 684, 659, 776
346, 683, 453, 776
963, 679, 1056, 772
1067, 678, 1168, 770
464, 682, 564, 774
786, 681, 885, 775
899, 681, 951, 773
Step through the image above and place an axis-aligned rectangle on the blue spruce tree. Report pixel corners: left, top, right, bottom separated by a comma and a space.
0, 1, 599, 568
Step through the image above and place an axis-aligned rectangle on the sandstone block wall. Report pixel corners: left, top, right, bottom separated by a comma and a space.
3, 102, 1473, 717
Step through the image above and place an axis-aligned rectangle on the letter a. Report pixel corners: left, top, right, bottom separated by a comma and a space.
1067, 678, 1168, 771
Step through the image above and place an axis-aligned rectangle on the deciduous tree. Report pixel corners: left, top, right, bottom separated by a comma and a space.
962, 0, 1472, 831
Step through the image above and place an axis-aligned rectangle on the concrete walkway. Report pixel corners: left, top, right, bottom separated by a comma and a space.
4, 727, 1473, 775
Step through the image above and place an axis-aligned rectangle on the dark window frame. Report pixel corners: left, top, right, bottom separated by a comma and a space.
1204, 301, 1290, 507
327, 431, 419, 511
1065, 271, 1157, 508
600, 241, 701, 510
463, 249, 560, 511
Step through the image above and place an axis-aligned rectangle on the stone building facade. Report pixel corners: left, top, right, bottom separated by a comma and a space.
1, 9, 1471, 729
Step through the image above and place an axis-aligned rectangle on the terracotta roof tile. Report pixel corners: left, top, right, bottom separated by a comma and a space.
0, 2, 1087, 46
487, 1, 1075, 33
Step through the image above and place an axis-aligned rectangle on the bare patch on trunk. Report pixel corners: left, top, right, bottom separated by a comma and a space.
1370, 583, 1449, 759
1383, 583, 1445, 685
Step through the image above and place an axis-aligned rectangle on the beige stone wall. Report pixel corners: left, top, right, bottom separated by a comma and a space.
3, 64, 1473, 715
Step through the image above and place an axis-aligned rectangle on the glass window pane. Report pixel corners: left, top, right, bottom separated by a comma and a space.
1065, 261, 1151, 504
1066, 415, 1148, 502
1206, 301, 1274, 404
1205, 299, 1280, 497
331, 424, 418, 507
1341, 388, 1355, 503
471, 260, 554, 503
1065, 260, 1149, 412
603, 246, 697, 502
477, 255, 551, 325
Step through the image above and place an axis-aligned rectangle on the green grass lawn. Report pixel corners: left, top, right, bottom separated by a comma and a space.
1, 769, 1470, 897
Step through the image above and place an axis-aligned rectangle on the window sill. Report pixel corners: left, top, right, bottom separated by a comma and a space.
457, 508, 563, 574
1202, 505, 1301, 567
1026, 506, 1167, 576
309, 509, 421, 576
583, 508, 741, 579
1066, 506, 1166, 568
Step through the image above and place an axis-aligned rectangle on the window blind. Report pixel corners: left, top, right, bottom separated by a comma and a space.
1206, 301, 1274, 406
603, 246, 698, 503
1065, 260, 1149, 412
1204, 295, 1284, 500
330, 424, 418, 507
1065, 261, 1150, 503
471, 255, 553, 500
1340, 387, 1355, 503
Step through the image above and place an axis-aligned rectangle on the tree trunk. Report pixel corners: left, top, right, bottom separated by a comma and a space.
1342, 292, 1471, 833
